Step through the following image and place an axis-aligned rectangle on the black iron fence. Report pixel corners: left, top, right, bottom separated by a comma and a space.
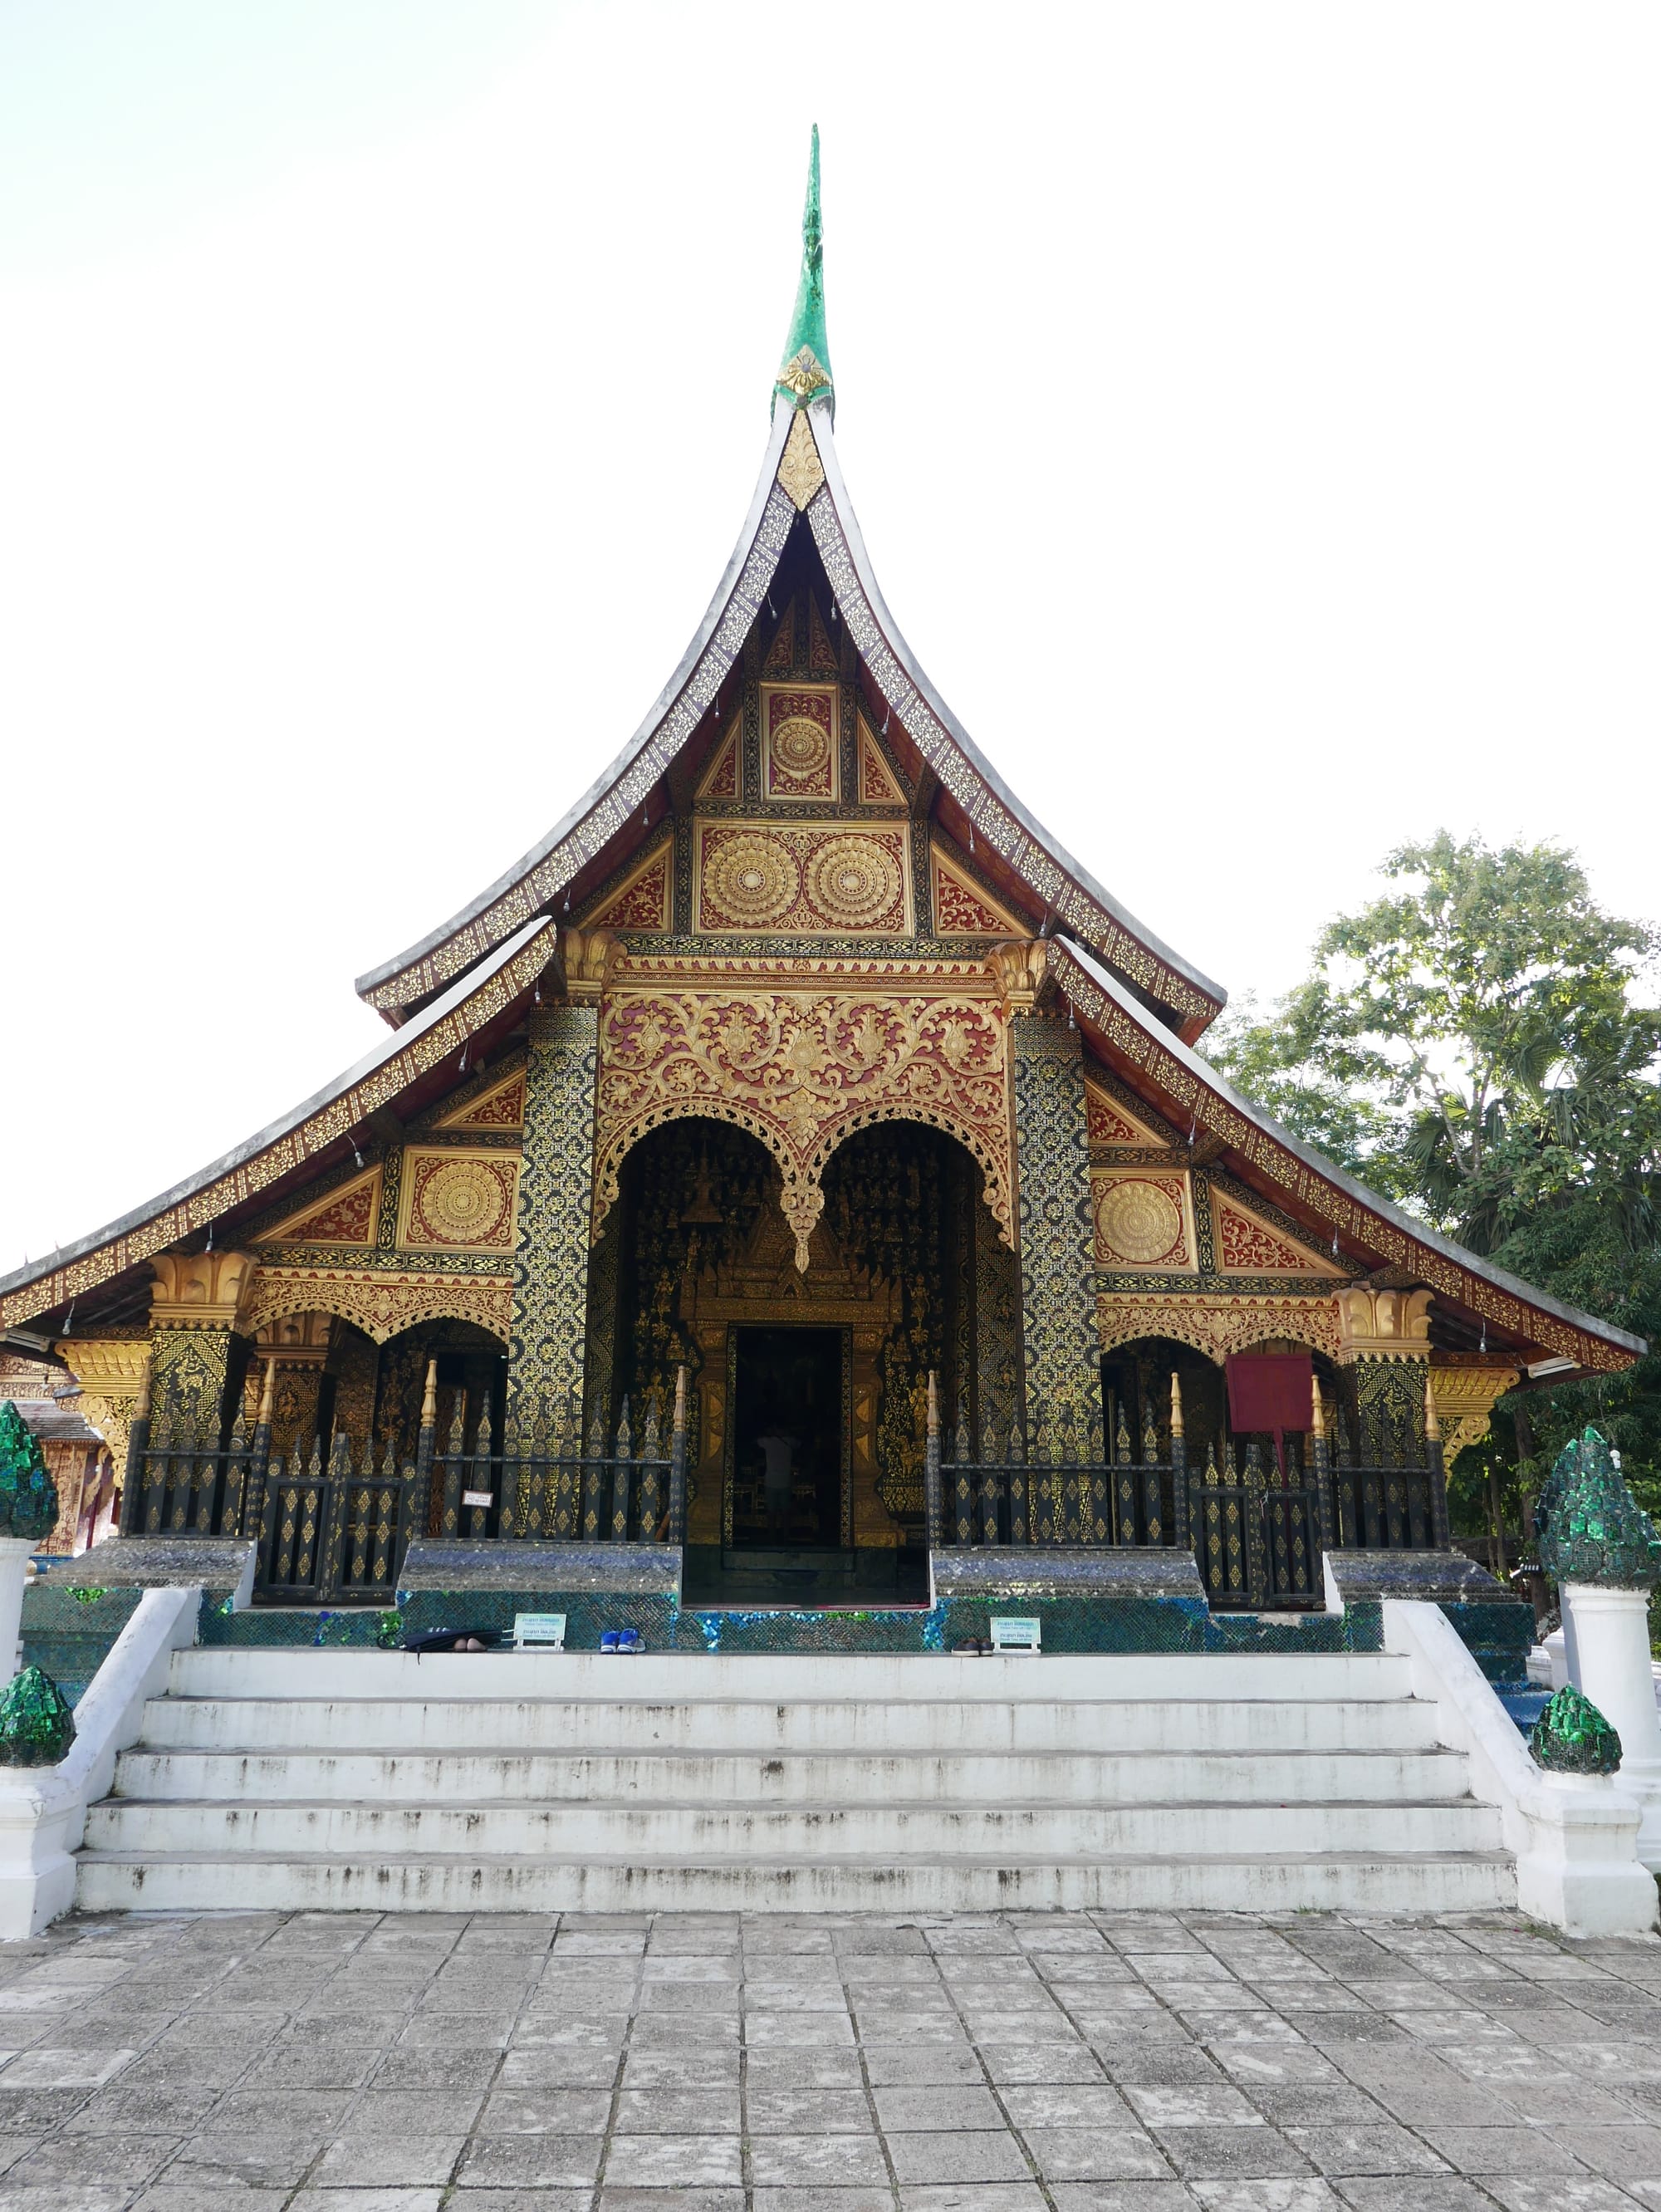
120, 1363, 691, 1605
924, 1373, 1450, 1611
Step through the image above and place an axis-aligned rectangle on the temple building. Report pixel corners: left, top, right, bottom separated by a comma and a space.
0, 133, 1641, 1622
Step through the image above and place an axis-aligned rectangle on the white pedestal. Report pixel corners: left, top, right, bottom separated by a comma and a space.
0, 1541, 35, 1685
1564, 1582, 1661, 1871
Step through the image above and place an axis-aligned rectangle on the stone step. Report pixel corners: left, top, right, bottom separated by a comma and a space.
73, 1847, 1518, 1917
111, 1743, 1475, 1806
165, 1648, 1417, 1704
84, 1794, 1504, 1858
141, 1695, 1439, 1755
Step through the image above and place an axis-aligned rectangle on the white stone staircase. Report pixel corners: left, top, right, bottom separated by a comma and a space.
74, 1646, 1517, 1915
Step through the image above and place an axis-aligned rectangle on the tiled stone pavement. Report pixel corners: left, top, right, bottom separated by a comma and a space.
0, 1910, 1659, 2210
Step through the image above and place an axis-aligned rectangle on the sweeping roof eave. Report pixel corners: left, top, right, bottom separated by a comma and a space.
352, 406, 798, 1024
354, 395, 1227, 1038
805, 412, 1226, 1041
1055, 936, 1648, 1376
0, 914, 560, 1333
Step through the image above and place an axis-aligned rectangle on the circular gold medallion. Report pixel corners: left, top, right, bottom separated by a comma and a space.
702, 831, 801, 927
419, 1159, 512, 1246
1095, 1178, 1183, 1266
805, 835, 904, 929
771, 714, 832, 782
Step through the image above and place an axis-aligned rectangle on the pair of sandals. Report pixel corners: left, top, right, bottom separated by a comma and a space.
951, 1637, 996, 1655
600, 1629, 644, 1654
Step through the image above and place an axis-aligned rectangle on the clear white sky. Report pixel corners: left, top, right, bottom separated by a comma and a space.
2, 2, 1657, 1277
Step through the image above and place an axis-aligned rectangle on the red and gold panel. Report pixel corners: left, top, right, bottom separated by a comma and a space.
436, 1069, 525, 1131
930, 846, 1024, 938
762, 684, 838, 800
266, 1167, 380, 1247
808, 596, 839, 671
590, 849, 670, 932
1084, 1078, 1173, 1150
696, 723, 740, 799
1091, 1168, 1197, 1271
398, 1148, 521, 1252
1213, 1192, 1342, 1276
858, 720, 908, 805
694, 822, 909, 936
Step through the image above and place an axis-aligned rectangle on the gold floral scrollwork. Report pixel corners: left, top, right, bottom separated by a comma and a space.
238, 1268, 512, 1346
777, 409, 826, 510
1096, 1293, 1344, 1364
594, 989, 1016, 1271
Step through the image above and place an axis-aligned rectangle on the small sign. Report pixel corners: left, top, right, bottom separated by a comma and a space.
514, 1611, 567, 1650
990, 1616, 1041, 1653
462, 1489, 493, 1509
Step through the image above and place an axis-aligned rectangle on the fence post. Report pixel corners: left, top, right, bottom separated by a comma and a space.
413, 1360, 439, 1545
924, 1371, 943, 1550
1244, 1441, 1271, 1606
1424, 1371, 1451, 1551
240, 1358, 275, 1541
464, 1410, 493, 1540
668, 1366, 688, 1547
1311, 1372, 1335, 1556
639, 1397, 664, 1541
1008, 1415, 1028, 1547
1169, 1372, 1188, 1552
610, 1400, 633, 1541
1141, 1405, 1163, 1548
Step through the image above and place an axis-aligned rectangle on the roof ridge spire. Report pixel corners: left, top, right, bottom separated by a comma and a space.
774, 124, 834, 419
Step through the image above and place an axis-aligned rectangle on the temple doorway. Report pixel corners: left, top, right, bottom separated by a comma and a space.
600, 1113, 1011, 1608
728, 1326, 845, 1552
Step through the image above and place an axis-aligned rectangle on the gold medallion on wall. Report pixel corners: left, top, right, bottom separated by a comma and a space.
693, 822, 909, 936
761, 684, 838, 800
1090, 1169, 1198, 1271
397, 1148, 521, 1252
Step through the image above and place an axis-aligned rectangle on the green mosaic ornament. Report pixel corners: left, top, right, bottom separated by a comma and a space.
1530, 1684, 1623, 1775
0, 1401, 58, 1544
1536, 1425, 1661, 1591
775, 125, 835, 413
0, 1665, 76, 1767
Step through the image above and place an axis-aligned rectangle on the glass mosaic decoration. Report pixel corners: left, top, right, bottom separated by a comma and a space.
0, 1665, 76, 1767
1530, 1684, 1622, 1775
1536, 1426, 1661, 1590
0, 1402, 57, 1543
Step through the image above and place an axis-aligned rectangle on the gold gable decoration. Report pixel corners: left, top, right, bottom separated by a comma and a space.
695, 721, 741, 799
434, 1068, 526, 1132
693, 822, 909, 936
264, 1166, 382, 1247
858, 720, 908, 806
777, 409, 826, 512
587, 846, 672, 934
1211, 1189, 1345, 1278
1090, 1169, 1198, 1272
593, 979, 1016, 1271
931, 846, 1025, 939
1084, 1080, 1173, 1151
397, 1149, 521, 1253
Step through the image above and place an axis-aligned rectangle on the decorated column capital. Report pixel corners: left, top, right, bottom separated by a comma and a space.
1334, 1286, 1433, 1364
147, 1250, 256, 1333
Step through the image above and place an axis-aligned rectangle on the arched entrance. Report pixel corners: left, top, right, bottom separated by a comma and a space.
599, 1113, 1010, 1603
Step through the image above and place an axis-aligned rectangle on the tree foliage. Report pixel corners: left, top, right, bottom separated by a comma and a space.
1210, 834, 1661, 1511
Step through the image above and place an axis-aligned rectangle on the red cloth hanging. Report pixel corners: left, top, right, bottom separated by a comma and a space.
1225, 1352, 1313, 1479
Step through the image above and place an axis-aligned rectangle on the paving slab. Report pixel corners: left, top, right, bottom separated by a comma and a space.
3, 1904, 1661, 2206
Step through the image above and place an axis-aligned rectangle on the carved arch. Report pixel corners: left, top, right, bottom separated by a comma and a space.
1096, 1295, 1342, 1366
811, 1105, 1012, 1240
238, 1270, 512, 1347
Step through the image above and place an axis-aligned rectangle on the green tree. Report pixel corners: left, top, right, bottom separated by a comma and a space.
1210, 834, 1661, 1525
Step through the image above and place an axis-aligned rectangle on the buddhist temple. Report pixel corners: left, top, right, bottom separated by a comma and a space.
0, 129, 1642, 1626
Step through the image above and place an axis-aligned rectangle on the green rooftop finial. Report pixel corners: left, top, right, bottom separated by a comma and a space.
775, 125, 834, 416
